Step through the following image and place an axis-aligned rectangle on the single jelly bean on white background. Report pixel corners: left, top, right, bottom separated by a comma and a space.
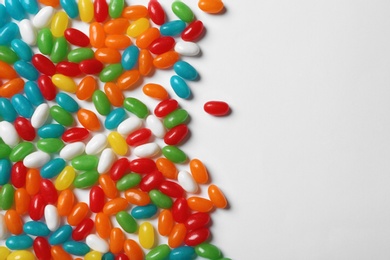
23, 151, 50, 168
59, 142, 85, 161
97, 148, 116, 174
31, 103, 50, 128
178, 170, 198, 193
0, 121, 19, 147
146, 115, 166, 138
133, 142, 161, 158
44, 205, 60, 232
86, 234, 109, 253
19, 19, 37, 45
174, 41, 200, 56
32, 6, 55, 29
85, 133, 108, 155
117, 116, 143, 136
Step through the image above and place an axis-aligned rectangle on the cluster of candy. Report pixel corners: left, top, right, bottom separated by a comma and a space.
0, 0, 230, 259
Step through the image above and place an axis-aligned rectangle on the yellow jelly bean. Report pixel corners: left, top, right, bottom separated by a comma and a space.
108, 131, 128, 156
51, 11, 68, 37
139, 221, 154, 249
85, 251, 102, 260
7, 250, 35, 260
78, 0, 94, 23
127, 18, 150, 38
55, 166, 76, 191
52, 74, 77, 93
0, 246, 10, 260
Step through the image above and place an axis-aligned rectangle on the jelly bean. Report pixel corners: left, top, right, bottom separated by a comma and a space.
140, 171, 163, 192
162, 145, 187, 164
5, 209, 23, 235
135, 28, 159, 50
156, 157, 178, 179
85, 251, 102, 260
138, 49, 153, 76
187, 197, 213, 212
60, 0, 78, 18
143, 83, 169, 100
13, 118, 35, 141
103, 197, 128, 215
23, 221, 50, 236
85, 133, 108, 155
29, 194, 46, 220
163, 108, 188, 128
94, 0, 108, 22
153, 51, 180, 69
71, 155, 98, 171
10, 161, 27, 188
11, 95, 33, 119
73, 170, 99, 188
78, 0, 93, 22
98, 173, 118, 198
168, 223, 186, 248
7, 250, 35, 260
174, 40, 200, 56
92, 90, 111, 116
5, 0, 25, 20
116, 173, 141, 191
126, 128, 152, 146
33, 6, 55, 28
170, 75, 191, 99
67, 202, 89, 226
172, 197, 189, 223
178, 170, 198, 193
0, 121, 19, 147
77, 108, 101, 131
63, 241, 90, 256
49, 224, 72, 245
124, 188, 150, 206
37, 28, 54, 56
6, 234, 33, 250
172, 1, 194, 23
56, 61, 83, 77
86, 234, 109, 253
117, 116, 142, 136
40, 179, 58, 204
208, 184, 227, 208
204, 101, 230, 116
189, 158, 209, 184
146, 115, 166, 139
121, 45, 139, 70
24, 83, 43, 108
102, 252, 115, 260
116, 211, 137, 233
14, 60, 39, 81
182, 20, 204, 41
26, 168, 41, 195
89, 186, 104, 213
37, 76, 56, 101
174, 61, 198, 80
107, 131, 128, 155
77, 76, 97, 100
138, 221, 154, 249
95, 212, 112, 238
32, 54, 56, 76
104, 82, 124, 107
123, 97, 148, 119
105, 35, 131, 49
57, 189, 74, 216
148, 0, 165, 25
52, 74, 77, 94
164, 124, 188, 145
41, 158, 66, 179
100, 63, 123, 82
68, 48, 95, 63
0, 144, 11, 159
131, 204, 157, 219
109, 228, 125, 254
160, 20, 186, 36
0, 160, 11, 185
97, 148, 116, 174
159, 180, 185, 198
127, 17, 150, 38
11, 39, 33, 61
14, 188, 29, 215
51, 11, 68, 37
79, 59, 104, 74
129, 158, 156, 174
20, 0, 39, 14
89, 22, 105, 48
0, 98, 16, 122
44, 204, 60, 231
103, 18, 128, 34
150, 36, 175, 55
185, 227, 210, 246
0, 22, 19, 45
116, 253, 129, 260
117, 70, 141, 90
105, 108, 126, 130
23, 151, 50, 168
0, 61, 18, 79
33, 237, 51, 260
50, 36, 68, 63
38, 124, 65, 139
0, 46, 18, 64
185, 212, 210, 231
0, 4, 8, 28
19, 19, 36, 45
169, 246, 196, 260
109, 0, 123, 18
51, 245, 72, 260
37, 138, 64, 154
195, 243, 222, 259
56, 93, 79, 114
72, 218, 94, 240
149, 189, 172, 209
146, 244, 171, 260
198, 0, 224, 13
158, 209, 174, 237
122, 5, 147, 20
62, 127, 89, 143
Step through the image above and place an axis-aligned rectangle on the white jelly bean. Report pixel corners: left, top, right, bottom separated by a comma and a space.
146, 115, 166, 138
98, 148, 116, 174
19, 19, 37, 46
178, 170, 198, 193
0, 214, 7, 240
31, 103, 50, 128
86, 234, 109, 253
59, 142, 85, 161
32, 6, 55, 29
174, 41, 200, 56
23, 151, 50, 168
44, 205, 60, 232
85, 133, 108, 155
117, 117, 142, 136
0, 121, 19, 147
133, 142, 160, 158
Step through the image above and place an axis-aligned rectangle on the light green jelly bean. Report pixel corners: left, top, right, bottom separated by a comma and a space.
163, 109, 188, 129
116, 173, 141, 191
195, 243, 222, 259
9, 142, 34, 162
149, 189, 172, 209
37, 28, 53, 55
0, 184, 14, 210
37, 138, 64, 154
123, 97, 148, 119
73, 170, 99, 189
50, 37, 68, 63
171, 1, 194, 23
50, 105, 74, 127
71, 155, 98, 171
92, 90, 111, 116
146, 244, 171, 260
0, 46, 18, 64
116, 211, 138, 233
99, 63, 123, 82
67, 48, 94, 63
0, 144, 12, 159
109, 0, 124, 18
162, 145, 187, 164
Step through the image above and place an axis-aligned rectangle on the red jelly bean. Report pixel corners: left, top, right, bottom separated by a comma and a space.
148, 0, 165, 25
34, 236, 51, 260
89, 186, 105, 213
149, 36, 175, 55
139, 170, 164, 192
110, 158, 131, 181
62, 127, 90, 143
11, 161, 27, 188
32, 54, 56, 76
204, 101, 230, 116
172, 197, 189, 223
40, 179, 58, 205
79, 59, 104, 74
154, 98, 179, 117
129, 158, 156, 174
126, 128, 152, 147
115, 253, 129, 260
184, 212, 210, 231
29, 194, 47, 220
181, 20, 204, 42
184, 227, 210, 246
159, 180, 184, 198
56, 61, 83, 77
94, 0, 108, 22
14, 117, 36, 141
64, 28, 90, 47
72, 218, 94, 241
37, 75, 56, 101
163, 124, 188, 145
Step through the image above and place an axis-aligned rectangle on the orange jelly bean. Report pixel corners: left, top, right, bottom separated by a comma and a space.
0, 78, 24, 98
142, 83, 169, 100
123, 239, 144, 260
124, 189, 150, 206
51, 245, 72, 260
26, 168, 41, 196
168, 223, 186, 248
156, 158, 178, 179
15, 188, 30, 215
138, 49, 154, 76
189, 158, 209, 184
187, 197, 214, 212
105, 35, 131, 49
104, 18, 130, 34
103, 197, 128, 215
109, 227, 125, 254
208, 184, 228, 208
38, 0, 59, 7
122, 5, 148, 20
153, 51, 180, 69
77, 108, 101, 131
94, 48, 122, 64
117, 70, 141, 90
0, 61, 18, 79
67, 202, 89, 226
198, 0, 225, 14
95, 212, 112, 239
136, 27, 160, 49
76, 76, 97, 100
57, 189, 75, 217
98, 174, 118, 199
158, 209, 174, 236
5, 209, 23, 235
104, 82, 124, 107
90, 22, 105, 48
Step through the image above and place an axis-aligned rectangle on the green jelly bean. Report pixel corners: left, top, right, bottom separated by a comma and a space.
171, 1, 194, 23
162, 145, 187, 164
109, 0, 124, 18
0, 184, 14, 210
195, 243, 222, 259
37, 28, 53, 55
50, 36, 68, 63
146, 244, 171, 260
67, 48, 94, 63
99, 63, 123, 82
37, 138, 64, 154
116, 173, 141, 191
123, 97, 148, 119
71, 155, 98, 171
50, 105, 74, 127
92, 90, 111, 116
9, 142, 34, 162
116, 211, 138, 233
149, 189, 172, 209
73, 170, 99, 189
0, 46, 18, 64
218, 258, 231, 260
163, 109, 188, 129
0, 144, 11, 159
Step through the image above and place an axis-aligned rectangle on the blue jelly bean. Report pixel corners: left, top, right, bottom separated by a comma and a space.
4, 0, 25, 20
38, 124, 65, 138
173, 61, 198, 81
170, 75, 191, 99
160, 20, 186, 36
131, 204, 158, 219
41, 158, 66, 179
24, 81, 44, 106
0, 98, 17, 122
104, 108, 127, 130
14, 60, 39, 81
60, 0, 79, 18
0, 4, 10, 28
49, 225, 72, 245
0, 159, 11, 185
63, 241, 90, 256
121, 45, 139, 70
23, 221, 51, 236
169, 246, 196, 260
6, 235, 33, 250
19, 0, 39, 14
11, 39, 33, 61
0, 22, 20, 45
102, 252, 115, 260
56, 92, 79, 113
11, 94, 34, 118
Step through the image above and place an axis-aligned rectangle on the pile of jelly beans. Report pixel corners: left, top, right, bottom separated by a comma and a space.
0, 0, 231, 259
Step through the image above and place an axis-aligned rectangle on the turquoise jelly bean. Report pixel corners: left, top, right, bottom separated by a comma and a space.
121, 45, 139, 70
14, 60, 39, 81
63, 241, 90, 256
0, 5, 10, 29
160, 20, 186, 36
104, 108, 127, 130
6, 235, 33, 250
60, 0, 79, 18
0, 22, 20, 45
102, 252, 115, 260
0, 98, 17, 122
38, 124, 65, 138
56, 93, 79, 113
170, 75, 191, 99
11, 39, 33, 61
131, 204, 158, 219
11, 94, 34, 118
174, 61, 198, 81
24, 81, 44, 106
4, 0, 24, 20
49, 225, 72, 245
23, 221, 51, 236
169, 246, 196, 260
0, 159, 11, 185
41, 158, 66, 179
19, 0, 39, 14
